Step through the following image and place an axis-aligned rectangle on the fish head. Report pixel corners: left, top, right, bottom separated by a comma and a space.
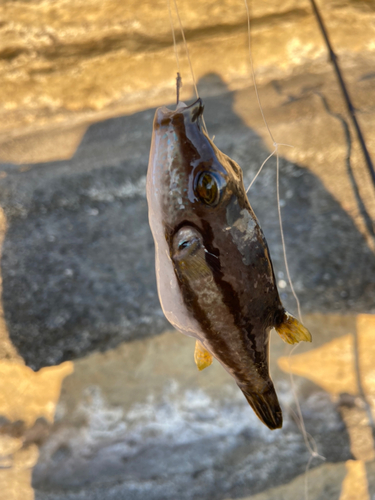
147, 98, 248, 240
147, 97, 282, 335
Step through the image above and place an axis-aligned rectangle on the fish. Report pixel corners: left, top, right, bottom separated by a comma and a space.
146, 98, 311, 430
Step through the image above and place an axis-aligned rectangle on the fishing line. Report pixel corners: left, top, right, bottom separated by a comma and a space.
242, 0, 325, 495
172, 0, 199, 100
287, 345, 326, 500
246, 143, 293, 193
168, 0, 209, 134
243, 0, 275, 144
276, 153, 302, 322
243, 0, 301, 320
167, 0, 181, 76
166, 0, 324, 492
246, 149, 276, 193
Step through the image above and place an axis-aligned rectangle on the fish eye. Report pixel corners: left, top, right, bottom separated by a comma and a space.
195, 172, 221, 206
173, 227, 202, 258
178, 239, 191, 250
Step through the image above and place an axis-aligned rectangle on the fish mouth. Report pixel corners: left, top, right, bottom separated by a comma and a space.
240, 385, 283, 430
155, 98, 204, 126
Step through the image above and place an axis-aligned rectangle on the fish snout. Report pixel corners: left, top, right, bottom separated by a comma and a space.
154, 106, 174, 128
154, 98, 204, 129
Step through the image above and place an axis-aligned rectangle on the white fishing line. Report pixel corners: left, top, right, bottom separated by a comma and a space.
247, 148, 276, 193
242, 0, 325, 496
167, 0, 181, 75
168, 0, 209, 134
276, 152, 303, 322
243, 0, 275, 144
243, 0, 301, 318
172, 0, 199, 100
247, 144, 294, 193
165, 0, 325, 494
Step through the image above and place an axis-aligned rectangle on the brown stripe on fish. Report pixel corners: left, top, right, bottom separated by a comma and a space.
169, 221, 284, 431
171, 112, 201, 161
169, 218, 270, 382
199, 218, 270, 375
168, 221, 247, 366
166, 220, 216, 332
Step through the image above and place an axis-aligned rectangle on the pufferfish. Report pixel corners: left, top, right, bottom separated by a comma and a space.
146, 98, 311, 430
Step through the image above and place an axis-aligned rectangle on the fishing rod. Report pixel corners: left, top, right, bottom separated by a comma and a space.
310, 0, 375, 191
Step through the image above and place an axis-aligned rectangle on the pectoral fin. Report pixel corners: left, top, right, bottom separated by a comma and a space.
194, 341, 213, 371
275, 312, 312, 344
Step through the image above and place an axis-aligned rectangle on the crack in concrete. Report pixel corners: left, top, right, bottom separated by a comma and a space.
314, 91, 375, 245
310, 91, 375, 447
271, 78, 375, 249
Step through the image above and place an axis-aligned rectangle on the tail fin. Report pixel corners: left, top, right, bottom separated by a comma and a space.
240, 384, 283, 430
275, 311, 312, 345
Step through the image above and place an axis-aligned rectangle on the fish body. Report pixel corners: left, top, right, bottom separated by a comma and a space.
147, 98, 311, 430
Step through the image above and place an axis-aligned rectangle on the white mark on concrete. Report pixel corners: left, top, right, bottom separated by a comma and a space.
278, 279, 287, 289
85, 176, 146, 201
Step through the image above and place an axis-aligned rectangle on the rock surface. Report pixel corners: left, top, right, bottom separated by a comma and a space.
1, 0, 375, 162
32, 317, 353, 499
1, 78, 375, 368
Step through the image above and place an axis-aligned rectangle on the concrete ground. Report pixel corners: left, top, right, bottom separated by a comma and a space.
0, 1, 375, 499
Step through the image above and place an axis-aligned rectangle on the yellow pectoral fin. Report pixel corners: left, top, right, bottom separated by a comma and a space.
275, 312, 312, 345
194, 341, 213, 371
